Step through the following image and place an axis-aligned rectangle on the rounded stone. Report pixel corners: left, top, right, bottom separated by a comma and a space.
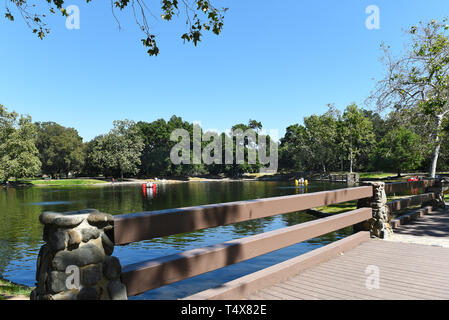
48, 271, 69, 294
77, 287, 98, 300
80, 264, 102, 287
49, 289, 80, 300
40, 211, 92, 227
52, 243, 105, 271
39, 212, 62, 225
68, 229, 82, 247
103, 256, 121, 280
36, 244, 52, 282
80, 227, 101, 242
30, 289, 38, 300
49, 230, 68, 252
101, 233, 114, 256
53, 214, 86, 228
43, 225, 54, 243
87, 212, 113, 225
107, 279, 127, 300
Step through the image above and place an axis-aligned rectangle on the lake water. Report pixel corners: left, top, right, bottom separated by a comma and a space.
0, 180, 354, 299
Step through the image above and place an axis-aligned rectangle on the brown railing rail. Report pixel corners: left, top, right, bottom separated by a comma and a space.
387, 192, 436, 213
112, 179, 441, 297
384, 179, 437, 213
113, 186, 372, 245
113, 186, 373, 297
31, 176, 446, 300
384, 179, 435, 195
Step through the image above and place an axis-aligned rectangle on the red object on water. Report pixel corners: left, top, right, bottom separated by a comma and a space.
407, 176, 419, 182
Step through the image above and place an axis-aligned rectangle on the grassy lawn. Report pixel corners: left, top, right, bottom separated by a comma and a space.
315, 201, 357, 214
25, 178, 108, 186
0, 278, 31, 300
359, 172, 397, 179
313, 194, 423, 216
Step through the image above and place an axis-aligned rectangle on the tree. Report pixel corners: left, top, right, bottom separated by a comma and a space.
279, 124, 309, 172
434, 117, 449, 171
302, 108, 339, 173
4, 0, 227, 56
136, 115, 204, 177
362, 110, 387, 143
248, 119, 263, 131
279, 106, 340, 173
0, 105, 41, 182
87, 120, 144, 179
230, 121, 260, 174
370, 18, 449, 177
338, 104, 375, 173
372, 127, 424, 176
35, 122, 85, 177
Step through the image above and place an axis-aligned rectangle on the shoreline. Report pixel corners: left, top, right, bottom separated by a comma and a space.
3, 171, 435, 188
6, 174, 288, 188
0, 276, 32, 300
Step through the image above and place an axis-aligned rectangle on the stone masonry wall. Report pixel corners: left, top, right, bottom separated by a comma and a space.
424, 179, 446, 210
30, 209, 127, 300
356, 181, 393, 239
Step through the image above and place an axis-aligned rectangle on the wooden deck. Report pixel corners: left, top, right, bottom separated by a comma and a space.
110, 180, 449, 300
245, 238, 449, 300
184, 208, 449, 301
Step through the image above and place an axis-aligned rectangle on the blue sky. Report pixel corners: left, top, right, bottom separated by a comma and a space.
1, 0, 449, 141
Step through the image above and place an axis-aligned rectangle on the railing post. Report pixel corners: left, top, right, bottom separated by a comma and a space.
424, 179, 446, 210
355, 181, 393, 239
30, 209, 127, 300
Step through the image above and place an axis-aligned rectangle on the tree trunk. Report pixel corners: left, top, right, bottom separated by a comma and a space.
349, 149, 353, 173
430, 142, 441, 178
429, 114, 443, 178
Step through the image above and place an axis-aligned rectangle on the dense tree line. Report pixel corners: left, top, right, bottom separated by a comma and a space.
279, 104, 433, 176
0, 107, 280, 181
1, 102, 447, 183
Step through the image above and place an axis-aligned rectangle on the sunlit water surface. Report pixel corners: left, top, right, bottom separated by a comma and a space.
0, 180, 354, 299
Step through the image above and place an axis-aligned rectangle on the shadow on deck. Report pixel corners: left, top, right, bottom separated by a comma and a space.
245, 239, 449, 300
185, 206, 449, 300
392, 207, 449, 238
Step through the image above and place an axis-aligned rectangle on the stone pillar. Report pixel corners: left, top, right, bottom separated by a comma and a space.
355, 181, 393, 239
30, 209, 127, 300
424, 179, 446, 210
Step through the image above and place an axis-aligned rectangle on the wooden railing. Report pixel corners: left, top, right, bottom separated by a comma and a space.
111, 178, 441, 298
385, 179, 436, 213
384, 179, 435, 195
112, 186, 373, 297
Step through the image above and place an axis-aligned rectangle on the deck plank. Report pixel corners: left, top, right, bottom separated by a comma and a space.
246, 239, 449, 300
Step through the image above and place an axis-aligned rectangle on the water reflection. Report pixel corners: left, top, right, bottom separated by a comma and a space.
28, 201, 75, 206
